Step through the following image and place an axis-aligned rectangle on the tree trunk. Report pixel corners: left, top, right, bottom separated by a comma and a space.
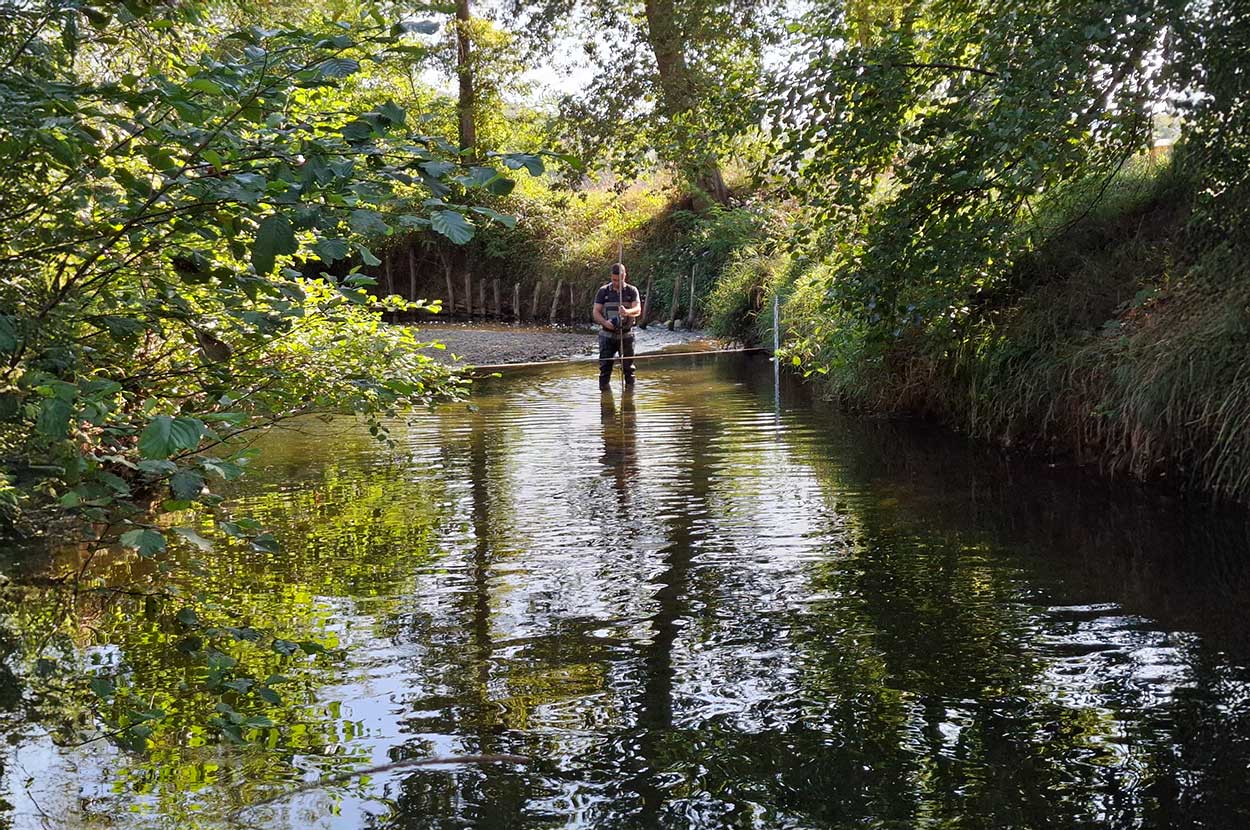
455, 0, 477, 160
641, 0, 729, 207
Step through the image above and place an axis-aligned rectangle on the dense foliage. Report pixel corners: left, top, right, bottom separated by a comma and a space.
0, 1, 550, 537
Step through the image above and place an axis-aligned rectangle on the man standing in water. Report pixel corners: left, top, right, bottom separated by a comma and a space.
592, 263, 642, 391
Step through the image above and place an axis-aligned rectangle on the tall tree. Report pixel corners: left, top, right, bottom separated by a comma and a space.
455, 0, 478, 157
640, 0, 729, 203
518, 0, 780, 207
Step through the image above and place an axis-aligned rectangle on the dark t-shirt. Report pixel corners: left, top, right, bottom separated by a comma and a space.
594, 283, 640, 333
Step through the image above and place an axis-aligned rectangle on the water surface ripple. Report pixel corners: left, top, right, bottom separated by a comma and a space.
7, 354, 1250, 829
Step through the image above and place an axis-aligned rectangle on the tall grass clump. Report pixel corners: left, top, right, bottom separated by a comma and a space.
706, 247, 790, 342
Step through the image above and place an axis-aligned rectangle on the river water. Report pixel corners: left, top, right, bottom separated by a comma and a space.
4, 353, 1250, 829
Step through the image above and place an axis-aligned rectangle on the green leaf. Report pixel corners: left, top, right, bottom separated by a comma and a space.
137, 459, 177, 475
170, 469, 205, 500
459, 166, 499, 188
471, 207, 517, 228
419, 160, 456, 179
356, 245, 381, 266
89, 677, 114, 700
392, 19, 439, 35
0, 315, 18, 352
120, 528, 166, 557
36, 398, 72, 438
187, 78, 224, 95
173, 527, 215, 551
271, 639, 298, 656
503, 153, 544, 176
486, 176, 516, 196
175, 607, 200, 627
138, 416, 204, 459
431, 210, 475, 244
256, 686, 282, 705
313, 238, 350, 263
318, 57, 360, 79
252, 214, 298, 276
377, 101, 406, 126
249, 532, 280, 554
200, 457, 245, 480
349, 209, 389, 237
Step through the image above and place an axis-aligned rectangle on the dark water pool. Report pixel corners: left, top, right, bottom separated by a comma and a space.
4, 354, 1250, 829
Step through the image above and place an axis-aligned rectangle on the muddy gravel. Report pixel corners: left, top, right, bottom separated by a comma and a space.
412, 322, 716, 367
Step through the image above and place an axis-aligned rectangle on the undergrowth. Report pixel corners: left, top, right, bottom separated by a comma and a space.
758, 156, 1250, 502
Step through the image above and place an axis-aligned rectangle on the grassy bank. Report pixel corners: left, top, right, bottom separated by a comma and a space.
714, 159, 1250, 502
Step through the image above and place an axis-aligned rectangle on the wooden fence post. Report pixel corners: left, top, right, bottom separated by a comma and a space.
686, 264, 697, 329
640, 272, 653, 329
442, 255, 456, 315
407, 247, 416, 302
513, 283, 521, 325
568, 282, 575, 325
531, 281, 543, 321
549, 279, 564, 324
463, 268, 472, 318
493, 278, 501, 320
383, 254, 393, 298
668, 270, 682, 331
478, 281, 486, 320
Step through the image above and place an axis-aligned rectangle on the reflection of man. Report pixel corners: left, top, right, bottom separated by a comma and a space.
592, 263, 642, 391
599, 386, 638, 495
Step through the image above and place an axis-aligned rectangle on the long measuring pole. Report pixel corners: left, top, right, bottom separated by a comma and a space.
773, 295, 781, 415
617, 242, 625, 394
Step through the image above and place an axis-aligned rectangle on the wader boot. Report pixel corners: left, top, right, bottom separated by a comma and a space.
599, 330, 635, 389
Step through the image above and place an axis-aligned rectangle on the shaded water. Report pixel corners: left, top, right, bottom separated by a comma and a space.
4, 354, 1250, 829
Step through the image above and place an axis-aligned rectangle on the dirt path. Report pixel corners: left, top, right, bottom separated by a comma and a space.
414, 322, 716, 367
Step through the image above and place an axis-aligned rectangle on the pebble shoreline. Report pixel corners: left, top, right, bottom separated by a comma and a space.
412, 322, 712, 367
